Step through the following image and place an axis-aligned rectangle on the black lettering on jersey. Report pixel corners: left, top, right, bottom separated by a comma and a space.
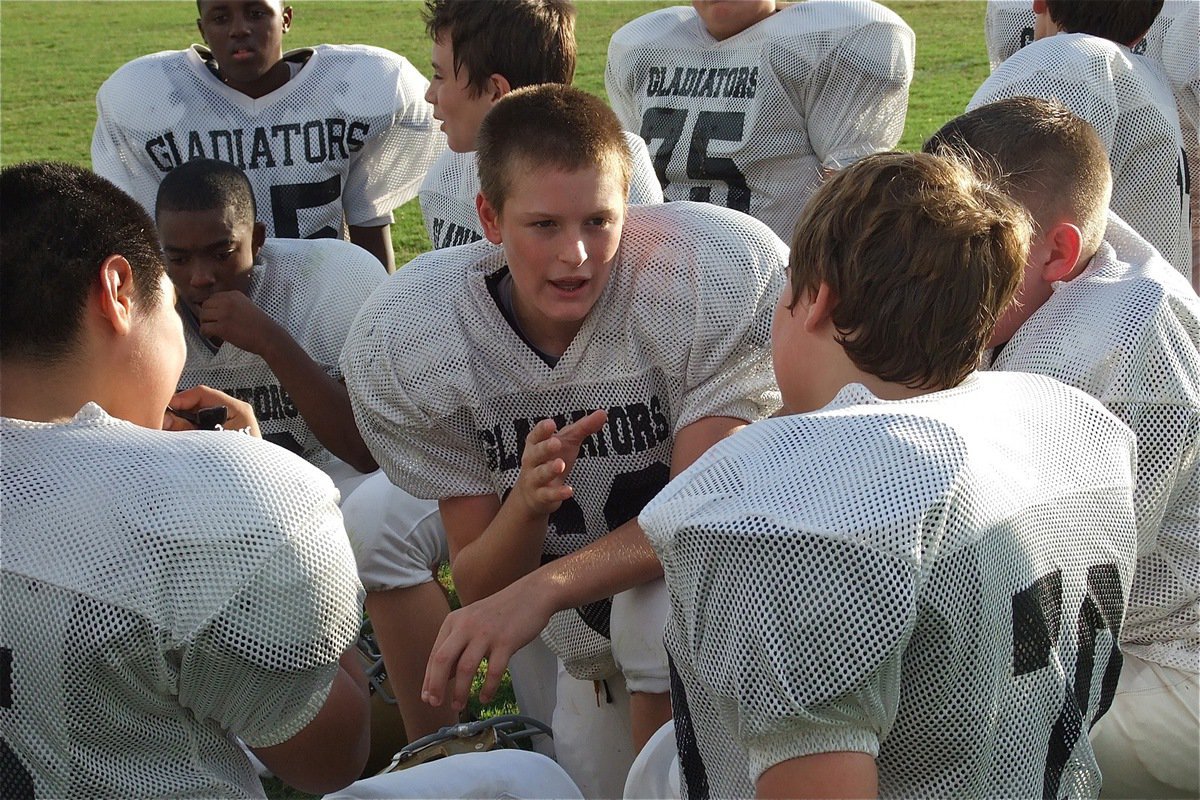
250, 126, 277, 169
326, 118, 350, 159
1, 737, 35, 800
302, 120, 327, 163
347, 121, 370, 153
432, 219, 483, 249
229, 383, 301, 423
145, 136, 174, 171
187, 129, 206, 161
1020, 26, 1035, 49
271, 123, 302, 166
643, 66, 759, 100
478, 395, 672, 474
603, 462, 669, 530
208, 129, 240, 168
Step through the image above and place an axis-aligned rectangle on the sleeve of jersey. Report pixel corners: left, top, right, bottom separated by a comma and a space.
91, 76, 161, 217
342, 57, 445, 227
605, 31, 644, 134
340, 273, 494, 499
779, 20, 914, 171
665, 517, 917, 781
676, 219, 786, 430
309, 244, 388, 383
177, 465, 363, 749
625, 132, 665, 205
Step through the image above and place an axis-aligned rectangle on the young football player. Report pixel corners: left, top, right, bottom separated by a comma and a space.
926, 96, 1200, 800
418, 0, 662, 250
341, 84, 785, 799
604, 0, 914, 241
157, 158, 447, 744
638, 150, 1140, 798
0, 161, 369, 797
92, 0, 445, 271
969, 0, 1192, 279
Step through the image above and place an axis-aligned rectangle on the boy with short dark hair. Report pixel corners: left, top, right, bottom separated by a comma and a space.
638, 150, 1140, 798
605, 0, 914, 241
93, 0, 444, 270
926, 96, 1200, 800
343, 84, 785, 798
970, 0, 1192, 278
418, 0, 662, 250
0, 161, 369, 797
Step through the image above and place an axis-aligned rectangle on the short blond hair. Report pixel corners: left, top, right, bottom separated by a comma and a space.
476, 84, 631, 213
787, 152, 1030, 390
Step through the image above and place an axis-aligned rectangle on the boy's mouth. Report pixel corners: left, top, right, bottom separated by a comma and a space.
550, 278, 588, 294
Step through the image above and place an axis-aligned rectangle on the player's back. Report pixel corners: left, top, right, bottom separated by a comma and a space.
969, 32, 1191, 277
418, 131, 664, 250
641, 371, 1138, 798
991, 213, 1200, 674
605, 0, 913, 240
0, 404, 363, 798
178, 237, 385, 466
92, 44, 443, 240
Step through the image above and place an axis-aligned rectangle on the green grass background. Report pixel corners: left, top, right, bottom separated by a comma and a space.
0, 2, 987, 796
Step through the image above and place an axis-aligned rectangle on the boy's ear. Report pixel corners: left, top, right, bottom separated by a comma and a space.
196, 18, 207, 43
252, 221, 267, 256
486, 73, 512, 103
802, 281, 837, 333
96, 255, 136, 337
1036, 221, 1083, 283
281, 5, 293, 34
476, 192, 503, 244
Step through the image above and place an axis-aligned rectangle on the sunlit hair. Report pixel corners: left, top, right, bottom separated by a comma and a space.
1, 162, 164, 363
423, 0, 576, 96
923, 96, 1111, 261
1045, 0, 1163, 44
786, 152, 1030, 390
477, 84, 631, 213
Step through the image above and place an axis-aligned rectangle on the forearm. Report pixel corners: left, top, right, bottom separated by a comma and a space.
256, 325, 377, 472
522, 517, 662, 613
348, 224, 395, 273
449, 494, 550, 604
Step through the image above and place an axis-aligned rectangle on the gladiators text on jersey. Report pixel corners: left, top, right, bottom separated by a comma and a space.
142, 119, 372, 173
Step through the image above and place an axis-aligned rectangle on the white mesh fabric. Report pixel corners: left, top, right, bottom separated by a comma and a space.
342, 201, 784, 678
989, 213, 1200, 674
177, 237, 385, 466
0, 404, 364, 798
969, 33, 1192, 277
1137, 1, 1200, 284
605, 0, 913, 241
984, 0, 1036, 71
640, 373, 1139, 799
417, 131, 664, 250
93, 44, 445, 238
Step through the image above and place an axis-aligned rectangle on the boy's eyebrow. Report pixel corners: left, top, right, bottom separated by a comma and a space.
162, 237, 236, 252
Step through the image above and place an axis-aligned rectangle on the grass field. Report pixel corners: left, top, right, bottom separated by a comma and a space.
0, 0, 989, 267
0, 2, 989, 796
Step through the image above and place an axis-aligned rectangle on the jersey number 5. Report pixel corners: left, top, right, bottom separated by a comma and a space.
1011, 564, 1124, 799
271, 175, 342, 240
640, 108, 752, 212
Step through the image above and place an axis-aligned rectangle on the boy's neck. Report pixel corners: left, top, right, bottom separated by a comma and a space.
219, 58, 293, 99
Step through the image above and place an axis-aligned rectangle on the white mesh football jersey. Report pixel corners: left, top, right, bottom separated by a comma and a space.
989, 213, 1200, 675
983, 0, 1037, 71
93, 44, 445, 239
418, 131, 665, 250
0, 404, 364, 798
969, 33, 1192, 277
342, 202, 785, 679
605, 0, 914, 241
177, 237, 385, 467
640, 373, 1139, 799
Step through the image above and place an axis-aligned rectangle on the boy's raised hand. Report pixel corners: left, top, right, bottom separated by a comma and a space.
512, 410, 608, 517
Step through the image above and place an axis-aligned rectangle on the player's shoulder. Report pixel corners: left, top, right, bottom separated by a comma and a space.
611, 5, 699, 49
774, 0, 912, 36
97, 47, 199, 114
259, 237, 386, 298
101, 47, 192, 86
421, 147, 479, 196
302, 44, 428, 108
